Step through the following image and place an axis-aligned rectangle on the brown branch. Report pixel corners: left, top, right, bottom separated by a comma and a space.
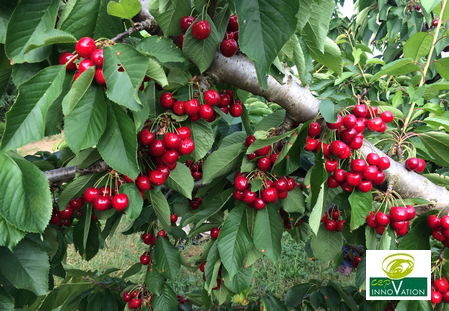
207, 0, 220, 19
44, 161, 109, 185
111, 19, 159, 43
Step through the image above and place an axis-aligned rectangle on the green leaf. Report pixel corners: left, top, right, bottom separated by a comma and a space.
284, 284, 312, 309
308, 156, 328, 235
319, 99, 346, 123
151, 1, 190, 37
164, 163, 194, 199
182, 15, 221, 73
296, 0, 313, 31
24, 29, 77, 53
203, 142, 246, 182
149, 189, 172, 232
247, 128, 296, 154
65, 83, 107, 154
348, 190, 373, 231
254, 109, 285, 131
403, 32, 433, 61
57, 173, 101, 210
435, 58, 449, 80
236, 0, 299, 72
281, 184, 305, 213
0, 153, 52, 233
192, 188, 233, 229
370, 58, 421, 82
355, 255, 366, 289
152, 284, 177, 311
97, 101, 139, 179
300, 0, 334, 53
205, 241, 221, 291
0, 238, 49, 296
253, 203, 284, 263
0, 214, 26, 250
396, 300, 433, 311
399, 210, 436, 250
310, 226, 343, 263
306, 37, 343, 75
107, 0, 141, 20
146, 58, 168, 87
103, 43, 149, 111
0, 285, 13, 311
102, 290, 118, 311
154, 237, 180, 280
422, 0, 442, 13
5, 0, 59, 64
136, 36, 186, 64
0, 65, 65, 152
59, 0, 123, 40
119, 183, 143, 220
122, 262, 142, 279
424, 116, 449, 132
217, 205, 253, 279
145, 268, 165, 296
419, 132, 449, 167
222, 266, 252, 294
185, 119, 214, 162
262, 295, 288, 311
62, 66, 95, 115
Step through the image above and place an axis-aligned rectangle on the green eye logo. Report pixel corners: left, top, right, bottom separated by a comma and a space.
382, 253, 415, 280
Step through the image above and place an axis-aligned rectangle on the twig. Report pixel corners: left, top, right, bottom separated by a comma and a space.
111, 19, 157, 43
44, 161, 109, 185
207, 0, 220, 19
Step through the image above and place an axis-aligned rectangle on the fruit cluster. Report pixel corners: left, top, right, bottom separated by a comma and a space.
122, 290, 143, 309
179, 16, 211, 48
220, 14, 239, 57
141, 229, 169, 247
49, 196, 85, 227
431, 277, 449, 303
83, 183, 129, 212
59, 37, 106, 85
320, 207, 345, 232
189, 196, 203, 209
345, 252, 362, 268
427, 214, 449, 247
279, 208, 303, 229
199, 261, 221, 290
185, 159, 203, 180
405, 157, 426, 173
366, 205, 415, 236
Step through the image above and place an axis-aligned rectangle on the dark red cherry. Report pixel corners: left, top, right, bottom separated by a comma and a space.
59, 52, 78, 71
220, 39, 238, 57
75, 37, 96, 59
192, 20, 211, 40
180, 16, 196, 32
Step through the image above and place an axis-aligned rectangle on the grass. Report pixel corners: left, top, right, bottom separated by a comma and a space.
63, 219, 355, 299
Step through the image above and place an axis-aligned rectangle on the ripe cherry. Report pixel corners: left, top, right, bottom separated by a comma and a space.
372, 170, 385, 185
380, 111, 393, 123
93, 195, 112, 211
179, 138, 195, 155
348, 137, 363, 150
336, 220, 345, 232
94, 69, 106, 85
185, 98, 200, 115
405, 157, 419, 171
180, 16, 196, 32
177, 126, 191, 140
357, 180, 372, 192
343, 114, 357, 129
90, 49, 104, 68
212, 279, 221, 290
441, 216, 449, 230
340, 128, 357, 143
59, 205, 74, 219
431, 291, 443, 304
331, 209, 340, 220
433, 18, 439, 27
362, 165, 378, 181
199, 104, 214, 120
136, 175, 152, 192
325, 159, 338, 173
377, 157, 390, 170
330, 140, 347, 159
112, 193, 129, 211
405, 205, 416, 220
178, 33, 185, 48
138, 128, 155, 146
75, 37, 96, 59
415, 4, 421, 11
352, 105, 368, 118
390, 221, 406, 231
149, 169, 166, 186
326, 115, 343, 130
327, 176, 340, 188
433, 229, 446, 241
69, 197, 84, 210
261, 187, 278, 203
235, 176, 249, 191
308, 122, 321, 137
350, 159, 367, 173
253, 198, 266, 209
200, 262, 206, 272
84, 187, 100, 203
367, 153, 380, 165
324, 219, 336, 231
220, 39, 238, 57
415, 158, 426, 173
211, 227, 220, 239
140, 253, 150, 265
78, 59, 95, 73
192, 20, 211, 40
305, 137, 317, 151
435, 277, 449, 293
375, 212, 390, 226
59, 52, 78, 71
345, 172, 361, 186
170, 214, 178, 224
160, 92, 175, 109
427, 215, 441, 230
367, 117, 383, 132
227, 14, 239, 32
333, 169, 346, 182
375, 225, 386, 235
243, 190, 256, 204
148, 139, 166, 157
123, 291, 132, 302
389, 206, 407, 222
258, 157, 271, 171
273, 177, 288, 192
161, 150, 179, 165
163, 132, 181, 150
353, 119, 365, 133
287, 177, 295, 191
173, 101, 185, 116
204, 90, 220, 106
366, 214, 377, 228
192, 171, 202, 179
229, 104, 242, 117
142, 233, 152, 244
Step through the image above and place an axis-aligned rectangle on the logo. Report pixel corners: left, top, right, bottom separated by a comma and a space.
366, 250, 430, 300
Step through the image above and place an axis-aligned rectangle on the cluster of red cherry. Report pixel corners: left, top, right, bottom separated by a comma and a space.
141, 229, 169, 247
49, 196, 85, 227
279, 208, 302, 229
405, 157, 426, 173
427, 214, 449, 247
178, 16, 211, 47
366, 205, 415, 236
320, 207, 345, 232
59, 37, 105, 84
199, 261, 221, 290
160, 89, 242, 122
185, 159, 203, 180
83, 184, 129, 212
122, 290, 145, 309
346, 252, 362, 268
220, 14, 239, 57
431, 276, 449, 303
189, 196, 203, 209
135, 125, 195, 193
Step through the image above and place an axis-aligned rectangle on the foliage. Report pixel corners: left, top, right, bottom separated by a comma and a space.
0, 0, 449, 310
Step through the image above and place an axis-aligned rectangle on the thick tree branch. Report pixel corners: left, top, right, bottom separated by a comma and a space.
45, 161, 109, 185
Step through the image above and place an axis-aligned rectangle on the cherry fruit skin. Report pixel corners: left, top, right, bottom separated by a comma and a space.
333, 169, 346, 182
375, 212, 390, 226
76, 37, 96, 59
69, 197, 84, 210
435, 277, 449, 293
350, 159, 367, 173
192, 20, 211, 40
415, 158, 426, 173
235, 176, 249, 191
94, 69, 106, 85
330, 140, 347, 158
180, 16, 196, 32
405, 205, 416, 220
59, 205, 74, 219
78, 59, 95, 73
326, 115, 343, 130
352, 105, 368, 118
140, 253, 150, 265
185, 98, 200, 116
389, 206, 407, 222
163, 132, 181, 150
211, 227, 220, 239
325, 159, 338, 173
149, 169, 166, 186
343, 114, 357, 129
380, 111, 393, 123
220, 39, 238, 57
229, 104, 242, 117
324, 219, 337, 231
84, 187, 100, 203
357, 180, 372, 193
258, 157, 271, 171
112, 193, 129, 211
377, 157, 391, 170
261, 188, 278, 203
136, 175, 152, 192
173, 101, 185, 116
253, 198, 266, 210
179, 138, 195, 155
59, 52, 78, 71
243, 190, 256, 204
93, 195, 112, 211
431, 291, 442, 304
366, 214, 377, 228
308, 122, 321, 137
170, 214, 178, 224
90, 49, 104, 68
441, 216, 449, 230
345, 172, 362, 186
227, 14, 239, 32
405, 157, 419, 171
160, 92, 175, 109
427, 215, 441, 230
327, 176, 340, 188
148, 139, 166, 157
204, 90, 220, 106
199, 104, 214, 120
305, 137, 317, 151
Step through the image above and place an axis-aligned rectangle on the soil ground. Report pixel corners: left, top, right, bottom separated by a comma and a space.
17, 133, 64, 156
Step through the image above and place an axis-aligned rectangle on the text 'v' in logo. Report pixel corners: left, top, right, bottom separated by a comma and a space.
392, 280, 403, 295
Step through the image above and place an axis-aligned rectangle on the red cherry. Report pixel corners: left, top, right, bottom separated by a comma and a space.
377, 157, 390, 170
340, 128, 357, 143
372, 170, 385, 185
218, 93, 231, 108
142, 233, 152, 244
59, 205, 74, 220
200, 262, 206, 272
123, 291, 132, 302
243, 189, 256, 204
353, 119, 365, 133
333, 169, 346, 182
433, 229, 446, 241
415, 4, 421, 11
326, 115, 343, 130
185, 98, 200, 116
367, 117, 383, 131
78, 59, 94, 73
220, 39, 238, 57
435, 278, 449, 293
350, 159, 367, 173
367, 106, 378, 118
427, 215, 441, 230
375, 212, 390, 226
390, 220, 406, 231
405, 158, 419, 171
441, 216, 449, 230
321, 212, 329, 223
212, 279, 221, 290
352, 256, 362, 267
180, 16, 196, 32
270, 152, 279, 164
90, 49, 103, 68
356, 180, 372, 192
229, 104, 242, 117
389, 206, 407, 222
178, 33, 185, 48
192, 171, 202, 179
366, 214, 377, 228
161, 150, 179, 165
149, 169, 166, 186
253, 198, 266, 209
352, 105, 368, 118
211, 227, 220, 239
336, 220, 345, 232
331, 208, 340, 220
75, 37, 96, 59
192, 20, 211, 40
178, 138, 195, 155
170, 214, 178, 224
433, 18, 439, 27
362, 165, 378, 181
204, 90, 220, 106
138, 128, 155, 146
327, 176, 340, 188
160, 92, 175, 109
189, 113, 200, 121
199, 104, 214, 120
261, 188, 278, 203
94, 68, 106, 85
233, 189, 244, 201
324, 219, 336, 231
93, 195, 112, 211
343, 114, 357, 129
140, 253, 150, 265
287, 177, 295, 191
235, 176, 249, 191
330, 140, 347, 158
257, 157, 271, 171
136, 175, 152, 192
380, 111, 393, 123
173, 101, 185, 116
304, 137, 317, 151
348, 136, 363, 150
273, 177, 288, 192
84, 187, 100, 203
227, 14, 239, 32
69, 197, 84, 210
367, 153, 380, 165
345, 172, 361, 186
148, 139, 166, 157
415, 158, 426, 173
308, 122, 321, 137
375, 225, 386, 235
405, 205, 416, 221
163, 132, 181, 150
255, 145, 270, 156
431, 291, 442, 304
112, 193, 129, 211
278, 191, 288, 199
59, 52, 78, 71
324, 159, 338, 173
177, 126, 191, 140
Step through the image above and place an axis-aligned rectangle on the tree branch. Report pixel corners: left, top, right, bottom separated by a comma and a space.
207, 0, 220, 19
44, 161, 109, 185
